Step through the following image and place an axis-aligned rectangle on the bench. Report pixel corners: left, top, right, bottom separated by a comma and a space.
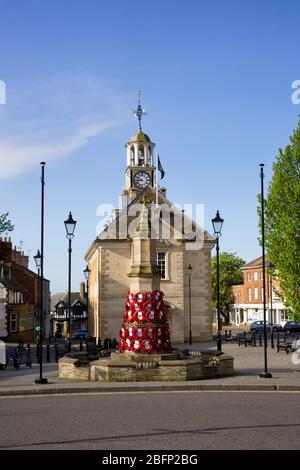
277, 334, 299, 354
225, 333, 237, 343
54, 342, 67, 362
277, 335, 299, 354
85, 341, 100, 361
238, 332, 253, 347
5, 345, 32, 369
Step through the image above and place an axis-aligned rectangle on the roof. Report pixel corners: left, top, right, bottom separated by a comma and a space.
11, 261, 50, 283
51, 292, 86, 311
50, 292, 65, 311
128, 130, 152, 144
0, 276, 25, 292
85, 185, 215, 259
242, 255, 272, 270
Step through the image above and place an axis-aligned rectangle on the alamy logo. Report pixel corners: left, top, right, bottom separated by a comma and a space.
95, 201, 205, 251
291, 80, 300, 105
0, 340, 6, 367
291, 339, 300, 365
0, 80, 6, 104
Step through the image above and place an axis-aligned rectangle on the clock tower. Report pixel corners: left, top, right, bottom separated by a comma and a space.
122, 93, 156, 205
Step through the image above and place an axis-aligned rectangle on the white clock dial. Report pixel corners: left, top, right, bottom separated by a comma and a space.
133, 171, 151, 189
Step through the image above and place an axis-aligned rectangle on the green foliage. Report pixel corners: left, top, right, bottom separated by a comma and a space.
0, 213, 14, 234
264, 118, 300, 321
211, 252, 245, 314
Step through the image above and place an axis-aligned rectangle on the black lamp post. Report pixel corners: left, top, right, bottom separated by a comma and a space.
64, 211, 77, 352
259, 163, 272, 378
212, 210, 224, 352
34, 249, 41, 339
187, 264, 192, 345
34, 162, 48, 384
83, 265, 91, 335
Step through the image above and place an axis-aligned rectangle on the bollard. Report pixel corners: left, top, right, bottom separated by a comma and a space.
80, 340, 83, 352
46, 344, 50, 362
277, 332, 280, 350
259, 333, 262, 346
271, 331, 274, 349
55, 346, 58, 363
36, 341, 40, 363
253, 332, 256, 346
225, 330, 228, 338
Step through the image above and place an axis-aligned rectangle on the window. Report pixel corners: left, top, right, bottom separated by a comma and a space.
248, 288, 252, 302
130, 146, 134, 166
280, 310, 289, 321
254, 287, 258, 300
157, 252, 167, 280
261, 287, 264, 302
254, 272, 258, 281
10, 313, 17, 332
260, 271, 263, 280
138, 146, 145, 166
247, 272, 251, 281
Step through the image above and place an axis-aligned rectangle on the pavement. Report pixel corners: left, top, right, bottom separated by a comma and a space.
1, 341, 300, 396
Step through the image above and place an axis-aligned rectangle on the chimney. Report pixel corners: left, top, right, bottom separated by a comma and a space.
11, 245, 29, 267
80, 281, 86, 300
0, 238, 12, 262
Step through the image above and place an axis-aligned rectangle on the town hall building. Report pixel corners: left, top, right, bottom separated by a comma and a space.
85, 98, 215, 344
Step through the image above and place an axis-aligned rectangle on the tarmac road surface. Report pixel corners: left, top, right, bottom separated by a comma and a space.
0, 391, 300, 450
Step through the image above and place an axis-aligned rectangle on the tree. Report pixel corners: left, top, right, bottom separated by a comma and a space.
0, 213, 14, 235
212, 252, 245, 322
264, 118, 300, 320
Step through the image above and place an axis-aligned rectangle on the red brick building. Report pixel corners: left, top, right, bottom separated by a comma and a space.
231, 256, 289, 326
0, 237, 50, 342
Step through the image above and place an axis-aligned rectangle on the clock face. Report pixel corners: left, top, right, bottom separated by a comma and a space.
133, 171, 151, 189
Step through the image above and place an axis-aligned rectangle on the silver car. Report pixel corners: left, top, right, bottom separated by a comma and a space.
250, 320, 282, 334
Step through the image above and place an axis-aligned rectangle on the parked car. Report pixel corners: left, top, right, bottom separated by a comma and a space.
74, 328, 88, 340
250, 321, 282, 334
283, 321, 300, 334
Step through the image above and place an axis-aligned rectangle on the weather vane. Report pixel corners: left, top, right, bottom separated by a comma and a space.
133, 91, 147, 131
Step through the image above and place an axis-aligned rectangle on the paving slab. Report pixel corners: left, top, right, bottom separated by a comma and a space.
1, 341, 300, 396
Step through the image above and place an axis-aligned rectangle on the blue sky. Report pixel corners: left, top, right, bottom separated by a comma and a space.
0, 0, 300, 293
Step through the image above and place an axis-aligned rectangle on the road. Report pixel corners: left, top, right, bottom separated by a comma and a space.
0, 391, 300, 450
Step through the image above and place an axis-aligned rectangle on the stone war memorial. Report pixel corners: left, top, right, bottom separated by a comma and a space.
59, 96, 234, 382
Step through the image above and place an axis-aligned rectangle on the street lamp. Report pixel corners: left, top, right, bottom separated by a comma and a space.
83, 265, 91, 335
34, 249, 41, 342
187, 264, 192, 345
259, 163, 272, 378
34, 162, 48, 384
34, 249, 42, 271
212, 210, 224, 352
64, 211, 77, 352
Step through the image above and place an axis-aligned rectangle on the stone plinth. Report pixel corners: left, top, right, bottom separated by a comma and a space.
58, 350, 234, 382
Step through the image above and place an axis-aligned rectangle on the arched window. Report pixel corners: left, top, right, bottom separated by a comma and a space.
130, 146, 135, 166
138, 146, 145, 166
147, 146, 151, 166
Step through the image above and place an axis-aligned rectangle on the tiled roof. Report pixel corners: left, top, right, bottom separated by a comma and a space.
0, 276, 25, 292
242, 255, 271, 270
51, 292, 86, 311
